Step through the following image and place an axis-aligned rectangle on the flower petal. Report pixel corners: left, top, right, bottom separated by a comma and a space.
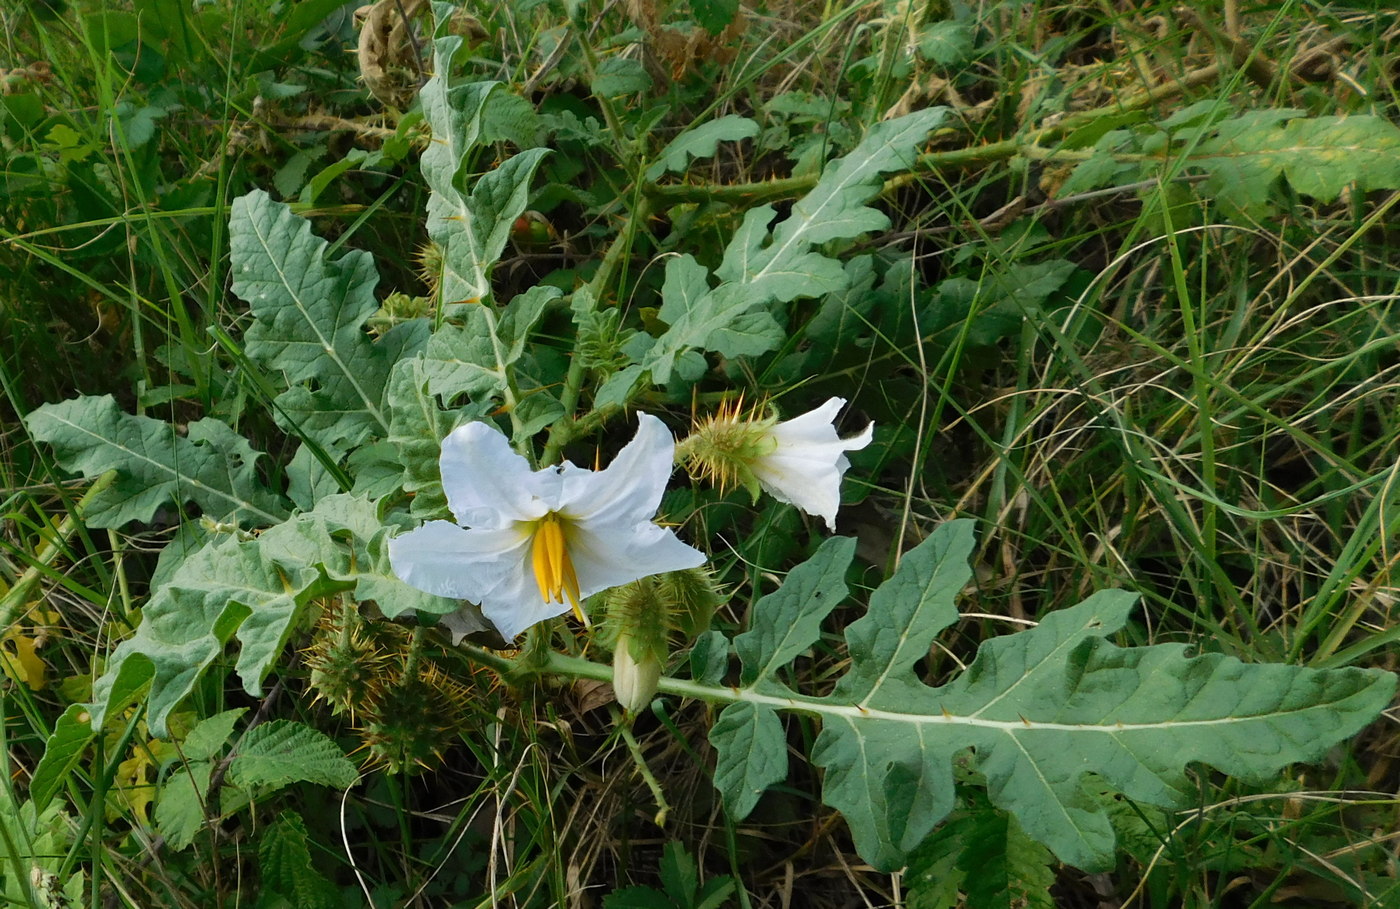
389, 519, 565, 641
753, 400, 874, 531
388, 520, 521, 600
568, 521, 706, 599
475, 546, 567, 641
439, 421, 553, 528
768, 397, 848, 445
558, 413, 676, 525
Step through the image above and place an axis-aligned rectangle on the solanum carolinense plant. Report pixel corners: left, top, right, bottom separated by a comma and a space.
21, 2, 1396, 884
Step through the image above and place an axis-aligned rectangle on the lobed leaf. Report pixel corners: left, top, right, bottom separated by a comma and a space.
716, 108, 948, 287
421, 30, 549, 309
1059, 111, 1400, 218
645, 115, 758, 180
419, 285, 559, 403
734, 535, 855, 688
230, 190, 428, 456
89, 495, 457, 736
708, 701, 788, 820
385, 357, 462, 518
24, 394, 288, 528
1196, 113, 1400, 216
641, 108, 946, 384
709, 521, 1397, 872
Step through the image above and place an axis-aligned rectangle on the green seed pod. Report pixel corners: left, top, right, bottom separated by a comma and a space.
304, 601, 390, 720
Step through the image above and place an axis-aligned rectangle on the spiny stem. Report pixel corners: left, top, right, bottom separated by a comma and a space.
616, 707, 672, 827
540, 191, 652, 465
645, 61, 1229, 208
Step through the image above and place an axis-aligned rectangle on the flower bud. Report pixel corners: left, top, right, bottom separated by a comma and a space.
603, 576, 672, 714
612, 633, 662, 714
680, 396, 873, 531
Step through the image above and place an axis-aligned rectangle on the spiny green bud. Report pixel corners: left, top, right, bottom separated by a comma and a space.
674, 396, 779, 501
653, 566, 723, 639
603, 577, 671, 714
304, 601, 390, 720
602, 577, 670, 661
415, 241, 443, 278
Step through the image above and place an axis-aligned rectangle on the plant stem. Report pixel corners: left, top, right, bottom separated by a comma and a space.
644, 61, 1228, 208
616, 708, 672, 826
539, 192, 652, 465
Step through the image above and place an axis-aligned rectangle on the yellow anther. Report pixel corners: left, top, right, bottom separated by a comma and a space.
531, 514, 588, 626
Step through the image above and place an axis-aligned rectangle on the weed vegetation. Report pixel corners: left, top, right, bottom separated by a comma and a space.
2, 1, 1399, 907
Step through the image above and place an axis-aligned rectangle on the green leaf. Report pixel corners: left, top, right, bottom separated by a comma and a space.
659, 840, 699, 905
113, 101, 166, 149
641, 256, 784, 384
708, 701, 787, 820
906, 805, 1055, 909
916, 20, 975, 67
230, 189, 427, 455
230, 720, 358, 791
156, 761, 212, 850
693, 877, 738, 909
960, 811, 1056, 909
593, 57, 652, 96
831, 523, 972, 703
30, 703, 96, 813
432, 148, 552, 309
257, 811, 339, 909
646, 115, 758, 180
735, 535, 855, 687
420, 286, 560, 402
0, 791, 82, 905
1056, 149, 1133, 197
385, 358, 461, 518
1196, 113, 1400, 216
905, 820, 964, 909
711, 204, 845, 302
89, 495, 456, 736
421, 33, 550, 308
638, 109, 946, 384
24, 395, 288, 528
688, 0, 738, 35
690, 631, 729, 684
182, 708, 247, 761
1058, 111, 1400, 218
708, 521, 1396, 872
770, 256, 880, 383
718, 108, 947, 286
90, 533, 313, 736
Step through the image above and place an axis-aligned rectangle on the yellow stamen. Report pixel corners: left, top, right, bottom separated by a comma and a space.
531, 514, 588, 626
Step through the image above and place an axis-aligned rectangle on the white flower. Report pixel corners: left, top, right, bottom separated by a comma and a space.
749, 397, 874, 531
389, 415, 706, 641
